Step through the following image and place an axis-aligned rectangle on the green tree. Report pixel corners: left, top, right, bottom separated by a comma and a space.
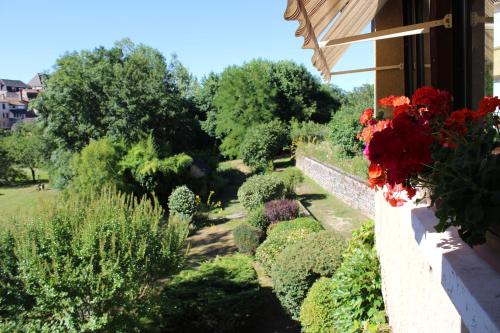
194, 72, 220, 138
0, 146, 19, 185
213, 59, 341, 158
215, 60, 277, 158
3, 123, 46, 182
271, 60, 340, 123
34, 39, 200, 153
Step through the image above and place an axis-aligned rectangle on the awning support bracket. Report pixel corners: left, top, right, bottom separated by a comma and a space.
320, 14, 452, 48
330, 63, 431, 76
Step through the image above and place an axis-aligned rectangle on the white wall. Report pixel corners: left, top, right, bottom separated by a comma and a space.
375, 193, 500, 333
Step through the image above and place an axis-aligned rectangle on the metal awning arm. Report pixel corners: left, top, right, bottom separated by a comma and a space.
320, 14, 452, 48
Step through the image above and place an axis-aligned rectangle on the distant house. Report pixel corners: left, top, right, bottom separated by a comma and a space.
0, 79, 30, 99
27, 73, 45, 91
0, 97, 32, 129
24, 74, 46, 101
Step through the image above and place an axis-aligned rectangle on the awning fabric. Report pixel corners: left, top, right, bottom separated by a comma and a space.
284, 0, 387, 80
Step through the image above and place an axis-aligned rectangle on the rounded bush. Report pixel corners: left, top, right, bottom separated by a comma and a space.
264, 199, 299, 224
299, 277, 336, 333
270, 231, 345, 319
232, 223, 262, 254
300, 221, 387, 333
161, 254, 260, 333
237, 174, 286, 211
240, 120, 289, 171
168, 185, 197, 221
246, 206, 270, 231
255, 217, 322, 274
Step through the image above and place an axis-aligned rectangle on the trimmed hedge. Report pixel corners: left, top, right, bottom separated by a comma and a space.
237, 174, 286, 211
270, 231, 346, 319
300, 221, 388, 333
255, 217, 322, 274
233, 223, 262, 254
161, 254, 260, 333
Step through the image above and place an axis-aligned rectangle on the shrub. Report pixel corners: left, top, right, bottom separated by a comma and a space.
329, 84, 373, 157
0, 231, 32, 319
168, 185, 197, 221
240, 119, 289, 171
264, 199, 299, 223
1, 188, 189, 332
237, 174, 286, 211
274, 167, 304, 197
255, 217, 322, 274
300, 221, 387, 333
120, 136, 193, 207
161, 254, 260, 333
246, 206, 270, 231
71, 138, 125, 191
290, 119, 329, 142
233, 223, 262, 254
270, 231, 346, 319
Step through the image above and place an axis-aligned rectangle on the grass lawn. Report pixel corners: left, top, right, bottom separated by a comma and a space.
273, 157, 370, 239
296, 174, 369, 238
0, 168, 58, 223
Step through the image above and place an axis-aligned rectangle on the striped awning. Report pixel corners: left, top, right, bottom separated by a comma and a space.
284, 0, 388, 81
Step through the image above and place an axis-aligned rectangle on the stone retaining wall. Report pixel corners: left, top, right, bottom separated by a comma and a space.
295, 155, 374, 218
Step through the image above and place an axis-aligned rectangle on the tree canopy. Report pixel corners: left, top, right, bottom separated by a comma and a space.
3, 123, 46, 182
210, 59, 341, 158
34, 39, 202, 154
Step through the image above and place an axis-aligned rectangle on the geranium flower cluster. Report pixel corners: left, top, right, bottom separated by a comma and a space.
359, 86, 500, 207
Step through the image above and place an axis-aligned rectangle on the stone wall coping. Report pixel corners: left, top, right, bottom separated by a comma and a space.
299, 155, 370, 187
410, 204, 500, 332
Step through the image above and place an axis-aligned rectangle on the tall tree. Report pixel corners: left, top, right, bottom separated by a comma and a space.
34, 39, 200, 154
194, 72, 220, 138
212, 59, 341, 158
214, 60, 277, 158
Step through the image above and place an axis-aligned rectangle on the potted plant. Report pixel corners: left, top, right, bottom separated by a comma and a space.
358, 86, 500, 246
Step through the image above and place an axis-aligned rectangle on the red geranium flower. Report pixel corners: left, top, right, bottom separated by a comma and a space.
412, 86, 451, 117
368, 163, 386, 189
477, 96, 500, 117
368, 112, 433, 185
379, 95, 410, 108
360, 108, 374, 126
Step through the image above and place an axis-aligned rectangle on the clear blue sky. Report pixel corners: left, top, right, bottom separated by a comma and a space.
0, 0, 373, 91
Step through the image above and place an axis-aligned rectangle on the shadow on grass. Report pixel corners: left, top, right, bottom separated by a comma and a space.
299, 193, 327, 204
242, 286, 301, 333
1, 179, 49, 189
274, 157, 295, 170
160, 265, 299, 333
